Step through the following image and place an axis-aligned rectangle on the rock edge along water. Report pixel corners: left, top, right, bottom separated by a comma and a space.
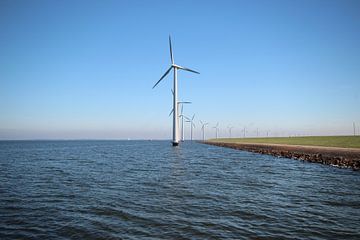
202, 141, 360, 170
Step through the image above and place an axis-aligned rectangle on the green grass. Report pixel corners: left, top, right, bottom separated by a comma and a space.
209, 136, 360, 149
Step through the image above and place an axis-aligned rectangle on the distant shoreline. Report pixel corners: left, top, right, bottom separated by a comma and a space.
202, 141, 360, 171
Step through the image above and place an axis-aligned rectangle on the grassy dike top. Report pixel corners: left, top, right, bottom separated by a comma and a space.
208, 136, 360, 149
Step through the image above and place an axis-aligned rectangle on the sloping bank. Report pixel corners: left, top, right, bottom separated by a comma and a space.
202, 141, 360, 170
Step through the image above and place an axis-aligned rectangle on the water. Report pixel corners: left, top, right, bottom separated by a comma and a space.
0, 140, 359, 239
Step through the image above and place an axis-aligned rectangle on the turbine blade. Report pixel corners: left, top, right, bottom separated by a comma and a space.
181, 104, 183, 114
192, 114, 195, 121
178, 66, 200, 74
177, 101, 191, 105
152, 66, 172, 89
169, 108, 174, 116
169, 35, 174, 64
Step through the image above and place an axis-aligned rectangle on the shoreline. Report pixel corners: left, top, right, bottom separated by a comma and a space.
202, 141, 360, 171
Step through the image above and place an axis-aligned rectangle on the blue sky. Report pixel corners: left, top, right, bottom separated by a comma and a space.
1, 0, 359, 139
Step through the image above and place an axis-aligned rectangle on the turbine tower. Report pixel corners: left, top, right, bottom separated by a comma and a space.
200, 120, 209, 141
153, 36, 200, 146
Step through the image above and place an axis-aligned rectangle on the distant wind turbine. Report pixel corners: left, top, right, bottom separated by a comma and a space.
168, 100, 191, 141
179, 102, 191, 142
354, 122, 356, 136
227, 126, 234, 138
200, 120, 209, 141
185, 114, 196, 141
213, 122, 219, 139
169, 101, 191, 115
152, 36, 200, 146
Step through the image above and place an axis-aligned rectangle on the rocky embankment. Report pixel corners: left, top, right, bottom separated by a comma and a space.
203, 141, 360, 171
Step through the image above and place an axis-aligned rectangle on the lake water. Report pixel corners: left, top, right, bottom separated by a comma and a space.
0, 140, 359, 239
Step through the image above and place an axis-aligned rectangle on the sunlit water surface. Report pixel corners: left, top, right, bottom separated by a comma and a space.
0, 140, 359, 239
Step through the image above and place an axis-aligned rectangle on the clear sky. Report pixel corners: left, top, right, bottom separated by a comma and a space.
1, 0, 360, 140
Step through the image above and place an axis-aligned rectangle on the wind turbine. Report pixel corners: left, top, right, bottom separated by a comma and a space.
200, 120, 209, 141
152, 36, 200, 146
168, 100, 191, 117
185, 114, 196, 141
168, 100, 191, 142
179, 102, 191, 142
242, 126, 246, 138
227, 126, 234, 138
354, 122, 356, 136
213, 122, 219, 139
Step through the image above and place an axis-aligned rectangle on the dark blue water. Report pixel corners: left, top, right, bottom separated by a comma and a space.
0, 140, 359, 239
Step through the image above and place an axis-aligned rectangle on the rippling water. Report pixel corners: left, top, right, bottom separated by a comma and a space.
0, 140, 359, 239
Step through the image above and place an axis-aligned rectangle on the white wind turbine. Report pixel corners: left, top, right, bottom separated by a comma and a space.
179, 102, 191, 142
227, 126, 234, 138
200, 120, 209, 141
168, 99, 191, 142
185, 114, 195, 141
168, 101, 191, 117
153, 36, 200, 146
213, 122, 219, 139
